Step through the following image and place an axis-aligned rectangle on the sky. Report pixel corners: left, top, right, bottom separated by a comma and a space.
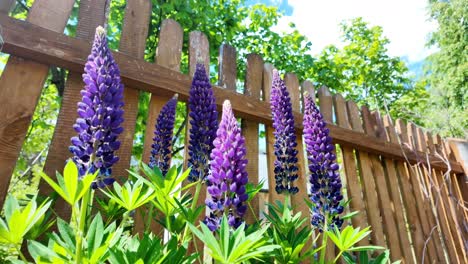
249, 0, 438, 65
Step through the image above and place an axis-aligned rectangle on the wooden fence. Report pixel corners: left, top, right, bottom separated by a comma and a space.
0, 1, 467, 263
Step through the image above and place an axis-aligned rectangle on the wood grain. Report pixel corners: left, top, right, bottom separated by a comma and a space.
41, 0, 108, 220
218, 44, 237, 91
346, 102, 386, 249
242, 54, 262, 224
140, 19, 183, 236
118, 0, 152, 234
0, 0, 74, 209
381, 114, 416, 263
362, 109, 402, 261
333, 96, 368, 238
0, 15, 463, 173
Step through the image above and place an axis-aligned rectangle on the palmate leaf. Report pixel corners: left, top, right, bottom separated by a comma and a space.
40, 160, 97, 206
0, 195, 51, 245
100, 178, 156, 212
187, 216, 279, 264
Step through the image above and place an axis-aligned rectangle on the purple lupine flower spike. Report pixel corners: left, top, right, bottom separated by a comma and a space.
150, 94, 178, 175
69, 26, 124, 189
270, 70, 299, 195
205, 100, 249, 231
303, 92, 343, 231
188, 63, 218, 182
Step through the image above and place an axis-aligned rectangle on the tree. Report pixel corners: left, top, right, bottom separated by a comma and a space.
420, 0, 467, 138
311, 18, 411, 110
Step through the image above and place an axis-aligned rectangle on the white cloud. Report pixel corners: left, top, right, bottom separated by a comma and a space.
273, 0, 438, 62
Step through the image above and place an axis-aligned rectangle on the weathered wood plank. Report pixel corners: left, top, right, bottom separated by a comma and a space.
425, 132, 462, 263
333, 96, 368, 240
118, 0, 152, 235
0, 0, 14, 13
381, 114, 416, 263
264, 64, 282, 204
218, 44, 237, 91
0, 14, 463, 173
242, 53, 262, 224
140, 19, 183, 236
346, 102, 386, 249
114, 0, 151, 182
393, 119, 428, 263
41, 0, 108, 221
362, 110, 402, 261
0, 0, 75, 209
285, 73, 309, 222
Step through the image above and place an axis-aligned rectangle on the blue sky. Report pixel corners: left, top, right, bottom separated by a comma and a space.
247, 0, 437, 67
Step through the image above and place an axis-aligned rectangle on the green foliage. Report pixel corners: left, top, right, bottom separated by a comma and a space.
101, 178, 156, 212
39, 160, 97, 206
264, 201, 317, 264
0, 195, 51, 245
313, 18, 411, 110
417, 0, 467, 138
109, 234, 196, 264
342, 250, 401, 264
188, 216, 279, 264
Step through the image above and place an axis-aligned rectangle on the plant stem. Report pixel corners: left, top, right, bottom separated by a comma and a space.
182, 181, 203, 242
319, 217, 328, 264
333, 251, 343, 263
247, 201, 259, 222
75, 189, 91, 264
16, 244, 28, 263
145, 204, 154, 233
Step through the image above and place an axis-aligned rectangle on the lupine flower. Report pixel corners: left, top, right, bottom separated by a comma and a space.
270, 70, 299, 195
303, 93, 343, 231
69, 26, 124, 189
205, 100, 249, 231
149, 94, 178, 175
187, 63, 218, 182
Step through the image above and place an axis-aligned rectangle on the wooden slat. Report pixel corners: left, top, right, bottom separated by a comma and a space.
317, 86, 336, 258
118, 0, 152, 234
301, 80, 315, 103
0, 0, 14, 13
397, 121, 438, 262
435, 136, 468, 262
218, 44, 237, 91
0, 0, 75, 209
1, 15, 463, 173
425, 132, 462, 263
362, 110, 402, 261
414, 126, 448, 262
184, 31, 210, 262
393, 119, 429, 263
242, 54, 262, 224
406, 123, 442, 262
346, 102, 386, 249
382, 115, 416, 263
41, 0, 108, 220
140, 19, 183, 236
264, 64, 282, 204
333, 96, 368, 240
114, 0, 151, 182
285, 74, 309, 221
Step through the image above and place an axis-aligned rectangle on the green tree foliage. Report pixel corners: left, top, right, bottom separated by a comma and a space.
419, 0, 467, 138
312, 18, 411, 110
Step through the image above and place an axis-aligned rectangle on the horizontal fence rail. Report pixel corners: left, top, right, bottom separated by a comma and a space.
0, 2, 466, 263
0, 14, 463, 174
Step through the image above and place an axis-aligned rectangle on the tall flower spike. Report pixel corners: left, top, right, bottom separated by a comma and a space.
69, 26, 124, 189
205, 100, 249, 231
187, 63, 218, 182
150, 94, 178, 175
270, 70, 299, 195
303, 92, 343, 231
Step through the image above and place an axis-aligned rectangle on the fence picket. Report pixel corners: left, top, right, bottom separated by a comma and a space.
218, 44, 237, 91
345, 102, 386, 249
0, 0, 75, 209
382, 114, 416, 263
425, 132, 462, 263
242, 54, 263, 224
361, 109, 403, 260
140, 19, 183, 236
333, 96, 368, 242
41, 0, 109, 221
